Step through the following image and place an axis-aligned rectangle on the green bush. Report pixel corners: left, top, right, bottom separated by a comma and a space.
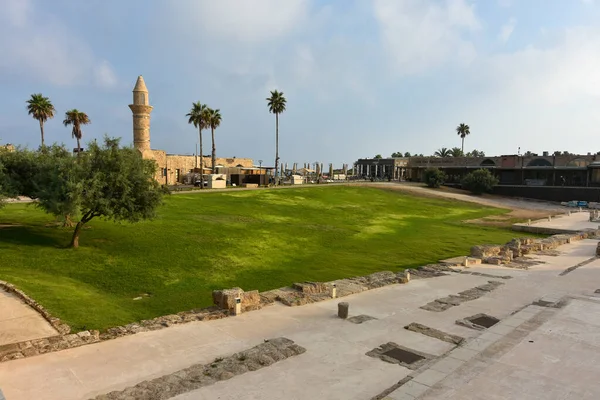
424, 168, 447, 188
461, 169, 499, 194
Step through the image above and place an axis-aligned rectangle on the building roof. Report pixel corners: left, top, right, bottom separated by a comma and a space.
133, 75, 148, 92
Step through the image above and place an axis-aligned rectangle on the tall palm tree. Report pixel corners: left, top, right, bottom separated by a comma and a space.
266, 90, 287, 185
434, 147, 450, 157
449, 147, 464, 157
456, 123, 470, 153
206, 108, 222, 174
26, 94, 56, 148
63, 109, 90, 156
186, 102, 209, 188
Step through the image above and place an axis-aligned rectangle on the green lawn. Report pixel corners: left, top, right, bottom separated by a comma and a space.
0, 186, 525, 331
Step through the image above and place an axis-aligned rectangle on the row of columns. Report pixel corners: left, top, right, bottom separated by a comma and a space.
356, 164, 406, 180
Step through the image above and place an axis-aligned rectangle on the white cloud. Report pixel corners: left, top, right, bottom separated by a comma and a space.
372, 0, 481, 75
0, 0, 118, 88
498, 17, 517, 43
173, 0, 310, 43
480, 27, 600, 106
93, 61, 118, 88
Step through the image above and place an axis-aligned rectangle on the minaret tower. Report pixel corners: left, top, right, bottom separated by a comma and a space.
128, 76, 153, 155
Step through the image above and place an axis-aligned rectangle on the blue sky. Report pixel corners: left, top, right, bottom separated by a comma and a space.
1, 0, 599, 166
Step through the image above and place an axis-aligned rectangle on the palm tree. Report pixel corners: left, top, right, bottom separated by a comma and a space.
434, 147, 450, 157
266, 90, 287, 185
206, 108, 222, 174
456, 123, 470, 153
63, 109, 91, 156
26, 94, 56, 148
186, 102, 209, 188
450, 147, 464, 157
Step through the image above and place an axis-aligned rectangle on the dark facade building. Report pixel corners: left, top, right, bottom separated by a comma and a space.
406, 154, 600, 187
356, 153, 600, 187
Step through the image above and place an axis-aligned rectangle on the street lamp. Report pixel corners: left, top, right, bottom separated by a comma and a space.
258, 160, 263, 186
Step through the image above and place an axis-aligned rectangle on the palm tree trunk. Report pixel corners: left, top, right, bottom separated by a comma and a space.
461, 137, 465, 154
199, 127, 204, 189
76, 136, 81, 157
211, 127, 216, 174
275, 113, 279, 185
39, 120, 45, 148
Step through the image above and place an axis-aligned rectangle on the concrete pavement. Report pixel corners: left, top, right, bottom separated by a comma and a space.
0, 290, 57, 346
1, 238, 600, 399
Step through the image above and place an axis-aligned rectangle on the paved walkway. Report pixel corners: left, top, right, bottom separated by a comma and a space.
514, 211, 600, 233
0, 290, 57, 347
1, 238, 599, 399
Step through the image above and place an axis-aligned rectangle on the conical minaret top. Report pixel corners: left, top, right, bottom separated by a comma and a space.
129, 75, 153, 153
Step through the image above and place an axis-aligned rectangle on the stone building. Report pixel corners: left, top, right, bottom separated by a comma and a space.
128, 76, 253, 185
354, 157, 409, 180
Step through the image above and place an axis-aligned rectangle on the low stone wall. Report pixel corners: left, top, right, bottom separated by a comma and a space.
470, 229, 600, 266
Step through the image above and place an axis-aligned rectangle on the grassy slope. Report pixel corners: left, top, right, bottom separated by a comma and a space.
0, 186, 525, 331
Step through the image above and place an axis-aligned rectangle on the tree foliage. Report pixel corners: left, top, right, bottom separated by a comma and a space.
374, 154, 382, 159
404, 152, 411, 157
461, 169, 498, 195
466, 149, 485, 157
434, 147, 450, 157
186, 102, 209, 186
391, 152, 403, 158
63, 109, 91, 154
15, 137, 165, 248
424, 167, 447, 188
26, 93, 55, 148
449, 147, 464, 157
206, 107, 222, 174
0, 159, 7, 208
456, 123, 470, 153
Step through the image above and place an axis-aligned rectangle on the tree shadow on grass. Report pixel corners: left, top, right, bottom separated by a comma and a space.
0, 225, 67, 248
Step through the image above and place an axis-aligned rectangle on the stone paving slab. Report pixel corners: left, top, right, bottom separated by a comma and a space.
388, 305, 544, 399
2, 240, 600, 400
0, 289, 57, 346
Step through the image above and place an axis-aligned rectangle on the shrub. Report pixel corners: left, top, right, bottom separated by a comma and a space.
461, 169, 499, 195
424, 168, 447, 188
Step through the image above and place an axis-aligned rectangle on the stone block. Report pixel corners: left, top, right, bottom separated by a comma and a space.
212, 288, 243, 310
241, 290, 261, 311
338, 302, 349, 319
292, 282, 327, 294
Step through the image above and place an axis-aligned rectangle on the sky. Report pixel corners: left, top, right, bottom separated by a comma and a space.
1, 0, 599, 166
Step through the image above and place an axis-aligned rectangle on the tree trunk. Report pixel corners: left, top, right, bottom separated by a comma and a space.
199, 126, 204, 189
211, 126, 216, 174
63, 214, 75, 228
39, 120, 45, 148
70, 221, 84, 248
76, 136, 81, 157
461, 137, 465, 154
275, 113, 279, 185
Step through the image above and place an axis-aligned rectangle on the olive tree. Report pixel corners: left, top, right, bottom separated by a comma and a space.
35, 137, 165, 248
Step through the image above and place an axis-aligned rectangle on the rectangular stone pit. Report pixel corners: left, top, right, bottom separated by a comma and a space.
366, 343, 434, 370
